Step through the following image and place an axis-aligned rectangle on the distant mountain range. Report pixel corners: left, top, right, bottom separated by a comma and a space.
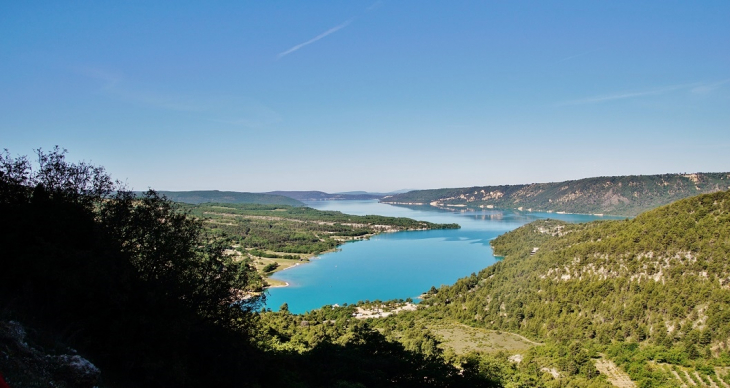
151, 173, 730, 216
266, 191, 385, 201
381, 172, 730, 216
334, 189, 414, 196
147, 190, 399, 206
151, 190, 305, 206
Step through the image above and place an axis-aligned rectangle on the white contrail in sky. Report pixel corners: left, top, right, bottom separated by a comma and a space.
691, 78, 730, 94
559, 82, 698, 105
556, 48, 601, 63
277, 19, 353, 59
559, 78, 730, 105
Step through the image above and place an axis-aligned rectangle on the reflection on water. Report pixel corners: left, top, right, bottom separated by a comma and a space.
469, 212, 504, 221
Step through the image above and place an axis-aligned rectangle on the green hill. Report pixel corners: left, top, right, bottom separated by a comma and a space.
418, 189, 730, 386
151, 190, 305, 206
382, 173, 730, 216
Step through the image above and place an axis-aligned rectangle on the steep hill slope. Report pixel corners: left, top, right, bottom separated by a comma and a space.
383, 173, 730, 216
152, 190, 304, 206
419, 189, 730, 386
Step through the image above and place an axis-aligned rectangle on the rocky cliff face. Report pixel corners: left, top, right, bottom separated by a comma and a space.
0, 320, 101, 388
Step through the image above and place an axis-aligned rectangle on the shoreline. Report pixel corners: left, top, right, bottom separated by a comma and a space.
381, 201, 628, 218
262, 231, 408, 289
278, 262, 302, 272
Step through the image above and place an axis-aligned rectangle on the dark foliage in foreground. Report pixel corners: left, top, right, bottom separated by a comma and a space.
0, 148, 264, 386
0, 148, 493, 388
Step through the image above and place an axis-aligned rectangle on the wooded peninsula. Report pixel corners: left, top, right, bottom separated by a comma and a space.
181, 202, 459, 286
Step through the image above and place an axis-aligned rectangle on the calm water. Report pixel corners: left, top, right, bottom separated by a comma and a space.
266, 200, 618, 314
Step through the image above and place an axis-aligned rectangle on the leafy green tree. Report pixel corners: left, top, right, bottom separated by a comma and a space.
2, 147, 504, 388
0, 147, 264, 386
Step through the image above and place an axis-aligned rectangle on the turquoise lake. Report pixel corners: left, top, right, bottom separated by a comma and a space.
266, 200, 619, 314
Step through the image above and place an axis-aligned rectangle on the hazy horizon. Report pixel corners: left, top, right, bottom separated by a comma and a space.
2, 1, 728, 192
141, 170, 729, 195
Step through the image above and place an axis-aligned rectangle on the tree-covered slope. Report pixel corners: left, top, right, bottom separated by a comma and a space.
152, 190, 305, 206
419, 189, 730, 386
383, 173, 730, 216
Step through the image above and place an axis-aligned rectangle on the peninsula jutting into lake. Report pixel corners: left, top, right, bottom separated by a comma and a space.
266, 199, 619, 313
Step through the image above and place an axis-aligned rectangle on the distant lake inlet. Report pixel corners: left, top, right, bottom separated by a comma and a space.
266, 200, 617, 314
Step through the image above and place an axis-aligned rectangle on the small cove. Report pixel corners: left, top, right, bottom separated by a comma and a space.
266, 200, 619, 314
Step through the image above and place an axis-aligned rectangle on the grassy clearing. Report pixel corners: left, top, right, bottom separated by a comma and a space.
255, 257, 304, 271
265, 278, 289, 288
243, 249, 320, 288
428, 322, 537, 355
243, 249, 311, 276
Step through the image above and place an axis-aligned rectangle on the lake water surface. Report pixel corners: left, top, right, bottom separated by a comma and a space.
266, 200, 618, 314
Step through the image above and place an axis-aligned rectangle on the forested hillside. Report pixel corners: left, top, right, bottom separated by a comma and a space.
418, 189, 730, 387
382, 173, 730, 216
152, 190, 304, 206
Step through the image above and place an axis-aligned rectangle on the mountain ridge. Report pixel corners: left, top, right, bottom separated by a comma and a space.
266, 190, 383, 201
149, 190, 305, 206
382, 172, 730, 216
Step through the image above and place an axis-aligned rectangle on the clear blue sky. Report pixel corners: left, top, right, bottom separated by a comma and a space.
2, 1, 728, 192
